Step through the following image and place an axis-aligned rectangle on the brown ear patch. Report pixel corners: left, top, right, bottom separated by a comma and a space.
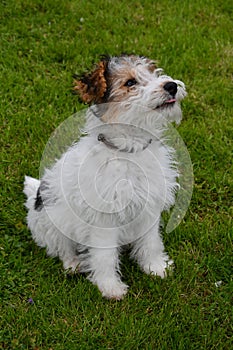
73, 61, 109, 104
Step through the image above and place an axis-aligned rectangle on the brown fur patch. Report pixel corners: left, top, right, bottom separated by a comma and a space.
73, 61, 108, 104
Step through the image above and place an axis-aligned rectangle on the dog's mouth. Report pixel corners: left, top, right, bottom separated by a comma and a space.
156, 98, 176, 109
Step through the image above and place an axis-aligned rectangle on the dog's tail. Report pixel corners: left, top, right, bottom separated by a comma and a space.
23, 176, 40, 210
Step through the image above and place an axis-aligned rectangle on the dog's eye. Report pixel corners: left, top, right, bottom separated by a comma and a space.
124, 79, 137, 87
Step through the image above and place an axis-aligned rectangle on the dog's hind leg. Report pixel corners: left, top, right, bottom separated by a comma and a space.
59, 237, 80, 273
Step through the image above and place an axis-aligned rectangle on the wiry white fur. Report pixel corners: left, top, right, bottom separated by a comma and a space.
24, 55, 186, 299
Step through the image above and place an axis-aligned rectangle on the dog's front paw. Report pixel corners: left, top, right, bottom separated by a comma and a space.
97, 279, 128, 300
142, 257, 174, 278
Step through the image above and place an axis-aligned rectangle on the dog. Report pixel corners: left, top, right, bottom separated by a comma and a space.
24, 55, 187, 299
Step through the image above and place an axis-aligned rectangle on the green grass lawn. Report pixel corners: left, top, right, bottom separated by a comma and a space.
1, 0, 232, 349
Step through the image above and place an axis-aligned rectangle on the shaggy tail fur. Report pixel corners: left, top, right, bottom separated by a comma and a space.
23, 176, 40, 210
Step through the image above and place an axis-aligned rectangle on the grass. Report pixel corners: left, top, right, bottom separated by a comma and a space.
0, 0, 232, 349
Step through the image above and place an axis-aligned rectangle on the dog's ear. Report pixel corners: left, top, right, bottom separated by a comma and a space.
73, 61, 108, 104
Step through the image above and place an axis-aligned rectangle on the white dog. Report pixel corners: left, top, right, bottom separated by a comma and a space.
24, 55, 186, 299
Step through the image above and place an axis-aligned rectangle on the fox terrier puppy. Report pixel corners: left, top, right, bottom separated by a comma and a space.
24, 55, 187, 299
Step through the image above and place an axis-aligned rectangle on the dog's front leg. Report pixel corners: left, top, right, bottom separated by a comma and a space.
131, 222, 173, 278
87, 246, 128, 300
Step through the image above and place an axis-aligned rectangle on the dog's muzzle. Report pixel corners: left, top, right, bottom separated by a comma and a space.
163, 82, 177, 97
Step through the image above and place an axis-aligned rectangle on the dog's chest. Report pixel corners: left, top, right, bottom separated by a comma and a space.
76, 142, 175, 216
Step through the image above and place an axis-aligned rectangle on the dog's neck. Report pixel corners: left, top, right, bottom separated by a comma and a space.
97, 132, 152, 153
84, 105, 166, 153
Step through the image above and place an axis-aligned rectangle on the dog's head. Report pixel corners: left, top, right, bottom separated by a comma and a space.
74, 55, 186, 123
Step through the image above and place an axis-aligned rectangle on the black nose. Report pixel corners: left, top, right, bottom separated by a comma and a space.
163, 82, 177, 97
